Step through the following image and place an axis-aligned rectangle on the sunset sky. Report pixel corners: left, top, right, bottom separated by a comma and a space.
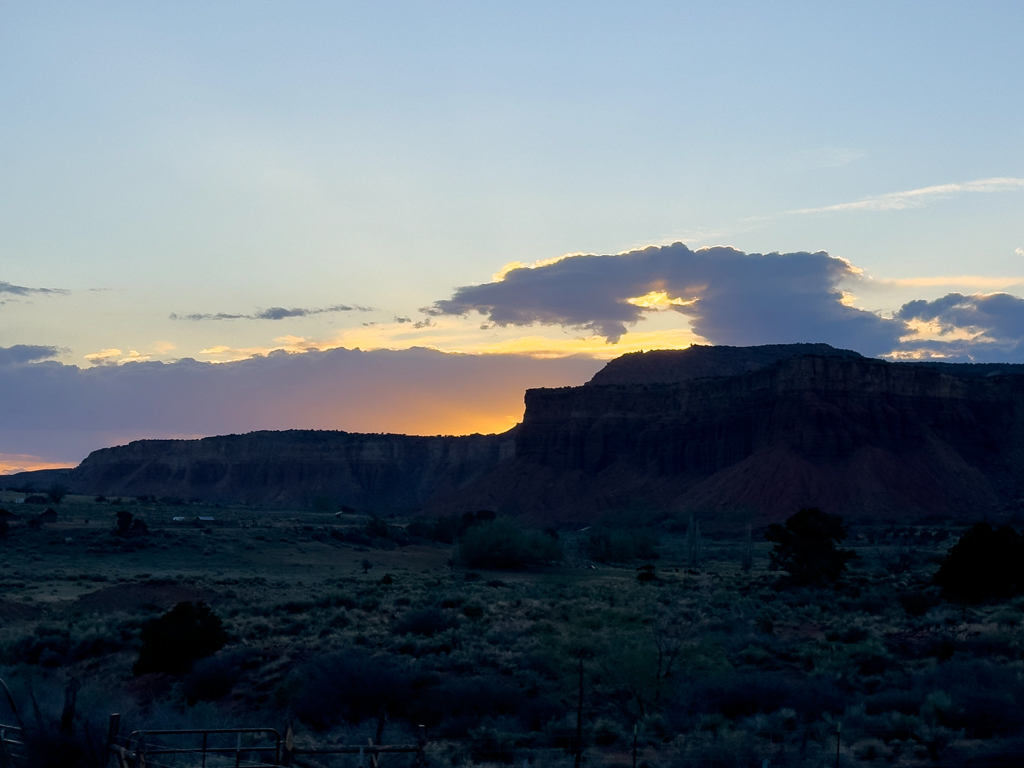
3, 2, 1024, 471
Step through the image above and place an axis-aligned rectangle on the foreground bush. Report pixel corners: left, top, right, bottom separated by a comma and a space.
935, 522, 1024, 602
133, 601, 229, 676
458, 519, 562, 569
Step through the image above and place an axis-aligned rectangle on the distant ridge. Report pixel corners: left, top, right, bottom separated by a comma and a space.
587, 343, 862, 386
9, 344, 1024, 527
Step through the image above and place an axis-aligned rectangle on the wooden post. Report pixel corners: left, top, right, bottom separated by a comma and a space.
202, 732, 208, 768
632, 723, 638, 768
835, 721, 841, 768
105, 714, 121, 768
416, 725, 427, 768
575, 658, 584, 768
137, 732, 147, 768
1, 726, 10, 768
235, 732, 242, 768
60, 678, 81, 734
358, 745, 365, 768
283, 721, 294, 766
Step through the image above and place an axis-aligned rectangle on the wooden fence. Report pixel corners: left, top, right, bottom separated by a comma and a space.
106, 714, 428, 768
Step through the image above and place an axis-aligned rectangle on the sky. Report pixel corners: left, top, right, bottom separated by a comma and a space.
2, 2, 1024, 471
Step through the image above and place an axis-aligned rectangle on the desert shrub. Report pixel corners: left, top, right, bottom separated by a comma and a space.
366, 516, 389, 538
935, 522, 1024, 602
409, 675, 547, 736
133, 601, 229, 676
765, 508, 856, 585
585, 526, 659, 562
900, 591, 941, 616
394, 607, 459, 636
292, 649, 413, 734
182, 648, 259, 704
458, 519, 562, 569
667, 671, 846, 726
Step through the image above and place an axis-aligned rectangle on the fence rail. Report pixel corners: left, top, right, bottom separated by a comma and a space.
0, 723, 26, 768
107, 716, 427, 768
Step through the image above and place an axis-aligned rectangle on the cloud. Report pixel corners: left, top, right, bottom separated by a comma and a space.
895, 292, 1024, 361
0, 346, 603, 465
0, 345, 59, 366
0, 280, 69, 305
170, 304, 373, 321
788, 177, 1024, 215
1016, 248, 1024, 257
427, 243, 906, 356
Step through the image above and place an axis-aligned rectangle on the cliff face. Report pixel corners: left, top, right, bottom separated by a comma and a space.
66, 430, 514, 511
446, 352, 1024, 525
15, 345, 1024, 524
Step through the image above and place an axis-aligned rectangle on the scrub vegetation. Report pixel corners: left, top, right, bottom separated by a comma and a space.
3, 492, 1024, 767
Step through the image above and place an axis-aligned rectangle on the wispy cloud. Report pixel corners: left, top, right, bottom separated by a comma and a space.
1016, 248, 1024, 258
0, 280, 69, 302
788, 177, 1024, 215
170, 304, 373, 321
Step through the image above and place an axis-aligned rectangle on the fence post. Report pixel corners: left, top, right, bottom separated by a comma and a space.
137, 732, 147, 768
105, 714, 121, 768
202, 732, 208, 768
416, 725, 427, 768
1, 726, 9, 768
282, 721, 294, 766
60, 678, 81, 734
236, 732, 242, 768
358, 745, 365, 768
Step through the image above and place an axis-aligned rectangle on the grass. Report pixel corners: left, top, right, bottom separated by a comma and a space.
2, 491, 1024, 766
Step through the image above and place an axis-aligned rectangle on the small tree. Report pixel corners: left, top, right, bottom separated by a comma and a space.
741, 523, 754, 572
685, 515, 702, 568
47, 484, 68, 504
765, 508, 856, 585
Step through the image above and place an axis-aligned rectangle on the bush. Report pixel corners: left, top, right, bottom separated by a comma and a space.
458, 519, 562, 569
935, 522, 1024, 602
765, 508, 856, 585
133, 601, 229, 676
292, 649, 412, 734
585, 526, 659, 562
394, 607, 459, 636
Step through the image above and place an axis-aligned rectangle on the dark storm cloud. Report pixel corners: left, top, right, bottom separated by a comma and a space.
0, 345, 59, 366
171, 304, 373, 321
428, 243, 907, 356
0, 347, 602, 465
897, 292, 1024, 361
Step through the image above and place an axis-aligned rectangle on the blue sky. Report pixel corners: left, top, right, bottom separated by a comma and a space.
2, 2, 1024, 467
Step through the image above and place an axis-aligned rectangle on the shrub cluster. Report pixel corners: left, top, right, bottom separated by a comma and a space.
458, 519, 562, 569
585, 526, 659, 562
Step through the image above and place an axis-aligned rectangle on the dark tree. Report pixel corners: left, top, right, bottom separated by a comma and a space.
133, 601, 229, 676
765, 508, 856, 585
935, 522, 1024, 602
115, 510, 133, 535
46, 484, 68, 504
